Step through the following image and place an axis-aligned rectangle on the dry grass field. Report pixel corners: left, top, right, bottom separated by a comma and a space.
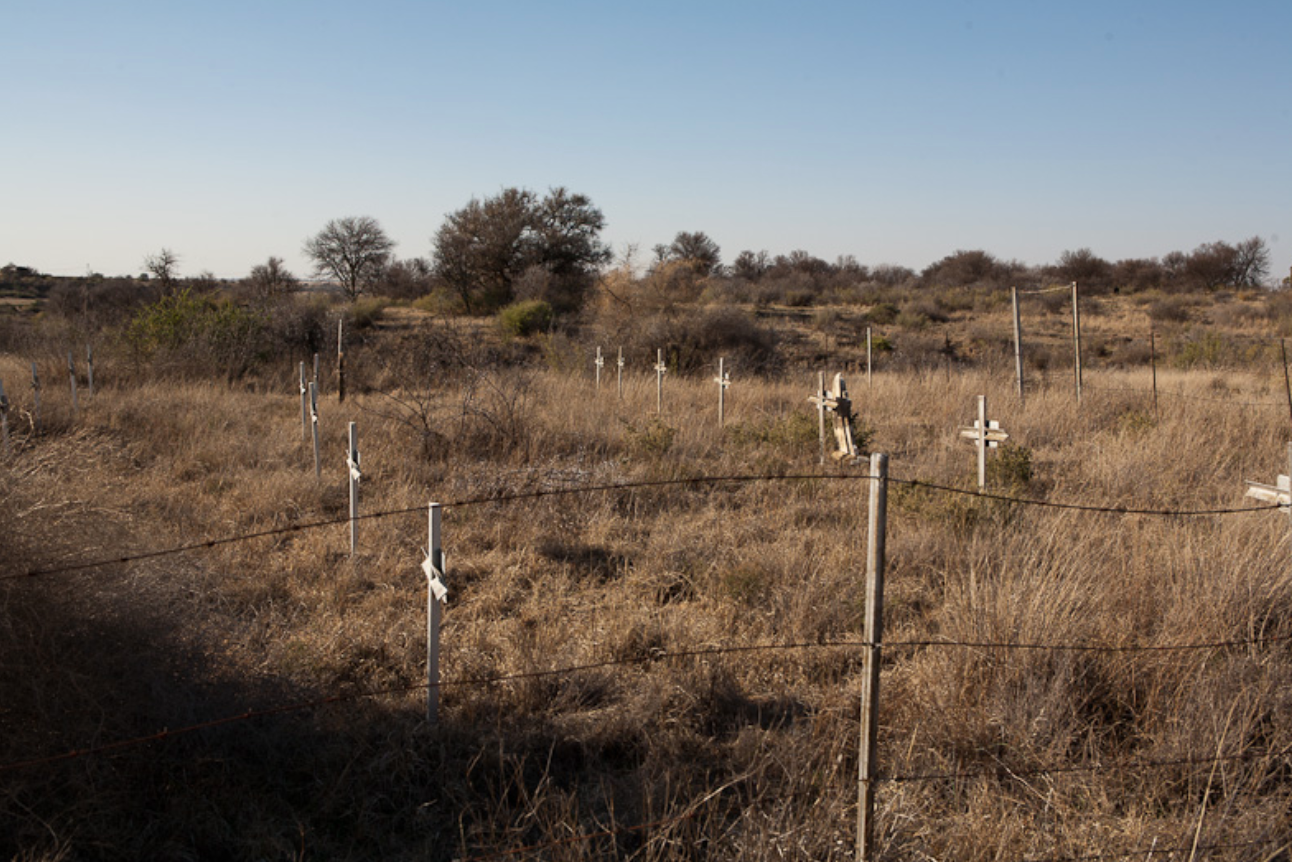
3, 290, 1292, 860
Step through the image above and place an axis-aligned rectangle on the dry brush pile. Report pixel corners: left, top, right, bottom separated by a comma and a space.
3, 333, 1292, 860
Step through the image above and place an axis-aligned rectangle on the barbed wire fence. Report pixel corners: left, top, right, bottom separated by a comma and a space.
5, 467, 1292, 859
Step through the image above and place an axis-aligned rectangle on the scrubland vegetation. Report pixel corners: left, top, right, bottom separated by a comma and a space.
4, 247, 1292, 860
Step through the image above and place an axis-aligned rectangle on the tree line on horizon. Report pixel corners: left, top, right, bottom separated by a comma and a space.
1, 186, 1283, 322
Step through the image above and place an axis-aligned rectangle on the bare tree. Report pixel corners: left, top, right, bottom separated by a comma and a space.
303, 216, 394, 301
143, 248, 180, 294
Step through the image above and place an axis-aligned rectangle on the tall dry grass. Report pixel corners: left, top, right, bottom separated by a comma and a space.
3, 342, 1292, 860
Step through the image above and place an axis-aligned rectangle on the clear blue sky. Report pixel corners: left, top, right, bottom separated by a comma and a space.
3, 0, 1289, 283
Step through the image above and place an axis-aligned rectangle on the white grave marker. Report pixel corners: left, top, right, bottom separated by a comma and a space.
594, 346, 604, 393
347, 422, 361, 556
808, 372, 859, 462
959, 395, 1009, 493
655, 349, 667, 413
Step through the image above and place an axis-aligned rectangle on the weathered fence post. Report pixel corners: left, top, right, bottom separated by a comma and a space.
422, 503, 448, 724
309, 381, 321, 480
1281, 339, 1292, 432
336, 318, 346, 404
30, 363, 40, 434
655, 349, 666, 413
857, 451, 888, 862
816, 371, 827, 465
67, 351, 78, 418
86, 345, 94, 399
347, 422, 361, 557
1071, 281, 1083, 403
1151, 329, 1160, 420
1011, 286, 1024, 403
714, 357, 731, 427
866, 326, 873, 389
299, 361, 310, 441
313, 352, 320, 395
0, 378, 10, 457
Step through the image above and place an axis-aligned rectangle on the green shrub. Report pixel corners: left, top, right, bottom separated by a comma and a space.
125, 289, 267, 378
498, 299, 553, 338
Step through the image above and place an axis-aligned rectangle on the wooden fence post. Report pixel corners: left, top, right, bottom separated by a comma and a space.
1151, 329, 1160, 420
309, 381, 321, 480
299, 361, 310, 441
336, 318, 346, 404
1012, 286, 1024, 403
313, 352, 320, 395
617, 347, 624, 400
0, 378, 10, 457
655, 349, 666, 413
67, 350, 78, 418
1071, 281, 1083, 403
1281, 339, 1292, 431
347, 422, 361, 557
866, 326, 873, 389
816, 371, 827, 465
30, 362, 40, 434
422, 503, 448, 724
86, 345, 94, 399
857, 451, 888, 862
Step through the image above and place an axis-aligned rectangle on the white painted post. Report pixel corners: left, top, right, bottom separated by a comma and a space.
86, 345, 94, 399
595, 346, 604, 394
1012, 286, 1024, 403
617, 347, 624, 400
347, 422, 361, 557
0, 378, 10, 457
866, 327, 873, 389
1071, 281, 1083, 404
309, 381, 321, 480
66, 351, 78, 417
857, 451, 888, 862
714, 357, 731, 427
30, 363, 40, 434
299, 361, 309, 441
422, 503, 448, 724
655, 349, 666, 413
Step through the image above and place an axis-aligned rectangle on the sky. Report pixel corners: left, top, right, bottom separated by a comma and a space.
3, 0, 1290, 283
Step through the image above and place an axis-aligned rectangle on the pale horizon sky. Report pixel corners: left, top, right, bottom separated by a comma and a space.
3, 1, 1289, 284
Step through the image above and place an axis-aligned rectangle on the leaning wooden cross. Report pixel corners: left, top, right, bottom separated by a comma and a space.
959, 394, 1008, 493
1245, 474, 1291, 512
809, 372, 859, 462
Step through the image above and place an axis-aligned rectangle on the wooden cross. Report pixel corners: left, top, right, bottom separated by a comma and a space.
808, 372, 859, 462
714, 357, 732, 427
594, 346, 604, 393
309, 381, 321, 480
959, 395, 1009, 492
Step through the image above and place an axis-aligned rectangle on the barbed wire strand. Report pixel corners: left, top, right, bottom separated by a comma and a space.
5, 633, 1290, 775
6, 472, 1282, 584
